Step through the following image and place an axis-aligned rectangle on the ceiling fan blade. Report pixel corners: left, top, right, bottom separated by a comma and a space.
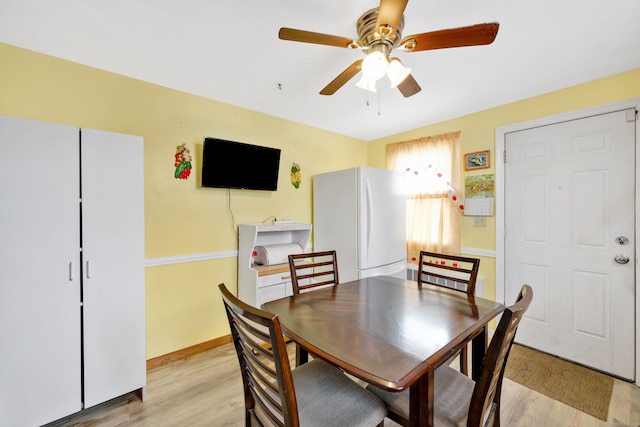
320, 60, 363, 95
376, 0, 408, 37
279, 28, 357, 48
400, 23, 499, 52
396, 73, 421, 98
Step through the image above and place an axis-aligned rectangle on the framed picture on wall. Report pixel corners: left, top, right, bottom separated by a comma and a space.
464, 150, 490, 170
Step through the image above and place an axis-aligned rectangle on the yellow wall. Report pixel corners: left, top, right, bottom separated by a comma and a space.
3, 40, 639, 358
0, 42, 367, 358
368, 68, 640, 300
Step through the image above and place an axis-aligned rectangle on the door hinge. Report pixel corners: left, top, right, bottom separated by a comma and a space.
503, 150, 506, 163
625, 109, 637, 122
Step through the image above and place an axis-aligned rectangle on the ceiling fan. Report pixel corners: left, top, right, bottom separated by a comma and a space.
278, 0, 499, 97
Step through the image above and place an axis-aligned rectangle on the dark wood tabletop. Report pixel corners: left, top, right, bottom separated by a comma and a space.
262, 275, 506, 427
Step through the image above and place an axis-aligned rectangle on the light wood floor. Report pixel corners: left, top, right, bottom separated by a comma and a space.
46, 342, 640, 427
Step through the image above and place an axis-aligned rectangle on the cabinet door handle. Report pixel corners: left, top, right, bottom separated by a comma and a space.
69, 262, 74, 281
86, 260, 92, 278
281, 275, 291, 280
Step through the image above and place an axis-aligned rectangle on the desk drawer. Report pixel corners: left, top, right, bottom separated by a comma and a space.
258, 271, 292, 288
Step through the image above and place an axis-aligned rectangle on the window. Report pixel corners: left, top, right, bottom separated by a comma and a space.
387, 132, 462, 261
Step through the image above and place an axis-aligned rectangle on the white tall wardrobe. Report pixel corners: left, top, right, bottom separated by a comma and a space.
0, 115, 146, 426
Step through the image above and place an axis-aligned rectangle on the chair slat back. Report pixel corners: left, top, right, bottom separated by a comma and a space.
219, 283, 298, 427
288, 251, 339, 294
418, 251, 480, 295
467, 284, 533, 427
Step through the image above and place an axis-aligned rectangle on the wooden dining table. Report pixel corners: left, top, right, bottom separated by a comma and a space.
262, 275, 506, 427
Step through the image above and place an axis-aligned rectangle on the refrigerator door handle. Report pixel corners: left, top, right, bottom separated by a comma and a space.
364, 177, 373, 260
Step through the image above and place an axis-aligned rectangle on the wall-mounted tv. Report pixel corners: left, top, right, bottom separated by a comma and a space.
201, 137, 281, 191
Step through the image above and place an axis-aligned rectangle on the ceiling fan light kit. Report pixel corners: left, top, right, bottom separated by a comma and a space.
279, 0, 499, 98
359, 44, 413, 91
362, 50, 389, 80
387, 59, 412, 88
355, 74, 378, 93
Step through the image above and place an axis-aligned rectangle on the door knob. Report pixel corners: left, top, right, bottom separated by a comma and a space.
614, 254, 630, 264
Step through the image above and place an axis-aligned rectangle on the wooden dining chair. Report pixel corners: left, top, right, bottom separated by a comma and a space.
418, 250, 481, 375
218, 283, 386, 427
418, 250, 480, 295
288, 250, 339, 294
367, 284, 533, 427
287, 250, 339, 367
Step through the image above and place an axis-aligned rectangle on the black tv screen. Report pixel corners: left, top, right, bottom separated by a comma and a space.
201, 137, 281, 191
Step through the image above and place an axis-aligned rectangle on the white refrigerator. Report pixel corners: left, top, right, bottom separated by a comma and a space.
313, 166, 407, 282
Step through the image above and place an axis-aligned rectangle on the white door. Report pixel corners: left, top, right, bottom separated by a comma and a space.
0, 115, 82, 425
81, 129, 146, 407
505, 108, 636, 379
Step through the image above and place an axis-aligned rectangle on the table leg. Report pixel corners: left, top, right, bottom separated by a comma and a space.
295, 344, 308, 366
471, 326, 489, 381
409, 369, 434, 427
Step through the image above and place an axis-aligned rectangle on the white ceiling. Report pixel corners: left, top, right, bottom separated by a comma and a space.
1, 0, 639, 141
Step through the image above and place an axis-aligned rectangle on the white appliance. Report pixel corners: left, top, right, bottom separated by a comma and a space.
313, 166, 406, 282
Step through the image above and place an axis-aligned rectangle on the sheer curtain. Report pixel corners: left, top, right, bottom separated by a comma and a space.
387, 131, 462, 262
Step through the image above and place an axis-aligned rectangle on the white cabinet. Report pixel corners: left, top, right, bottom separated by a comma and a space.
80, 129, 146, 408
0, 115, 145, 426
238, 223, 312, 307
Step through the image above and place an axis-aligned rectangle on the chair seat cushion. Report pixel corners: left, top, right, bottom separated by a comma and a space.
293, 359, 387, 427
367, 365, 474, 427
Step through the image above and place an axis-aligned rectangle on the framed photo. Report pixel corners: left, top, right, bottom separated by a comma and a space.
464, 150, 490, 170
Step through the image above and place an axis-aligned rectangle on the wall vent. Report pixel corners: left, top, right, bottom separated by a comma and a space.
406, 264, 418, 281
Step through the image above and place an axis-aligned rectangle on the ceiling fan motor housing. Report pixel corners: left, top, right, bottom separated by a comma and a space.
357, 7, 404, 55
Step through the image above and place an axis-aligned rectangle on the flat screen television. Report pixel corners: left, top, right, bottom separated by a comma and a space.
201, 137, 281, 191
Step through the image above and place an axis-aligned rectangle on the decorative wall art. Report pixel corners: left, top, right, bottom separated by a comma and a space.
291, 162, 301, 189
464, 150, 490, 170
174, 143, 192, 180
